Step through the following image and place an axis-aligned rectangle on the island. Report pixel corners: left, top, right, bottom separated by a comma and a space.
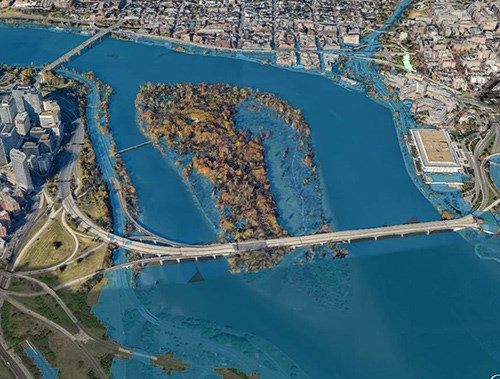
135, 82, 326, 271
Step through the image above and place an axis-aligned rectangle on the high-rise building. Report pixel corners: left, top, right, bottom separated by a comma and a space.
43, 99, 61, 114
10, 149, 33, 191
14, 111, 31, 136
29, 154, 52, 176
29, 126, 45, 141
39, 110, 61, 127
11, 85, 43, 124
39, 133, 55, 154
0, 95, 17, 124
21, 141, 40, 158
0, 123, 21, 166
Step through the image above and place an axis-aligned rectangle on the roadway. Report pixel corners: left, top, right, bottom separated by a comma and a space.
62, 188, 477, 259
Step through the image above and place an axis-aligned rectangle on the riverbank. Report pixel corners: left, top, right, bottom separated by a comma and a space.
0, 11, 470, 226
2, 16, 497, 378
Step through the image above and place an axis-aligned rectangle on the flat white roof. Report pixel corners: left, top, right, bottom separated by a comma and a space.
411, 129, 461, 169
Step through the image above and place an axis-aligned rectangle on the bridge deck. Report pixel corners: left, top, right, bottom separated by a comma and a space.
64, 194, 476, 259
42, 20, 124, 73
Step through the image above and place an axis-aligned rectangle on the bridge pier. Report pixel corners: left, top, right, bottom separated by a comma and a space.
374, 236, 378, 241
212, 255, 217, 259
176, 258, 180, 263
426, 230, 430, 235
160, 260, 164, 265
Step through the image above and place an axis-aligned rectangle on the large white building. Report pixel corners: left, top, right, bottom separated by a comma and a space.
410, 129, 463, 174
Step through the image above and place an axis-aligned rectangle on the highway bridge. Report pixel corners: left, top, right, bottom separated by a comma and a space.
63, 192, 477, 259
41, 19, 124, 73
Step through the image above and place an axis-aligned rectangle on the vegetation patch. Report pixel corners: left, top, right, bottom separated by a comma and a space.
150, 352, 191, 376
215, 367, 260, 379
1, 302, 95, 378
13, 294, 79, 334
136, 82, 323, 271
18, 213, 74, 270
57, 276, 109, 338
76, 131, 113, 232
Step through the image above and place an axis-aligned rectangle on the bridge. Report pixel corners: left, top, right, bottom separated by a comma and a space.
41, 19, 125, 74
114, 140, 153, 155
63, 192, 477, 260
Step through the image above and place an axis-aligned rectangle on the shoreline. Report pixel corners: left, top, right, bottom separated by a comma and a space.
0, 15, 474, 229
0, 12, 478, 240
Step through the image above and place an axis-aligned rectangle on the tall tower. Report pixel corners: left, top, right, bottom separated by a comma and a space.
10, 149, 33, 191
0, 95, 17, 124
0, 123, 21, 166
14, 111, 31, 136
11, 85, 43, 124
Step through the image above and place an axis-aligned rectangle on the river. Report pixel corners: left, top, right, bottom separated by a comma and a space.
2, 22, 500, 379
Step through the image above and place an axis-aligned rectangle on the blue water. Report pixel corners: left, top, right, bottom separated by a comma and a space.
2, 23, 500, 379
489, 157, 500, 191
24, 348, 58, 379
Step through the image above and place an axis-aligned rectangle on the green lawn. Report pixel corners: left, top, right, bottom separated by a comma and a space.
7, 277, 43, 294
18, 214, 75, 270
36, 243, 106, 286
17, 211, 50, 255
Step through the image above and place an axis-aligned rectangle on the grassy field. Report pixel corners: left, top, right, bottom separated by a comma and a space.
16, 210, 50, 255
1, 303, 98, 378
76, 194, 109, 230
13, 294, 79, 335
18, 214, 75, 270
77, 235, 101, 255
57, 284, 108, 338
36, 243, 107, 287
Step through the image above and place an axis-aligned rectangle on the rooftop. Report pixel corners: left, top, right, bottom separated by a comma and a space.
411, 129, 461, 171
